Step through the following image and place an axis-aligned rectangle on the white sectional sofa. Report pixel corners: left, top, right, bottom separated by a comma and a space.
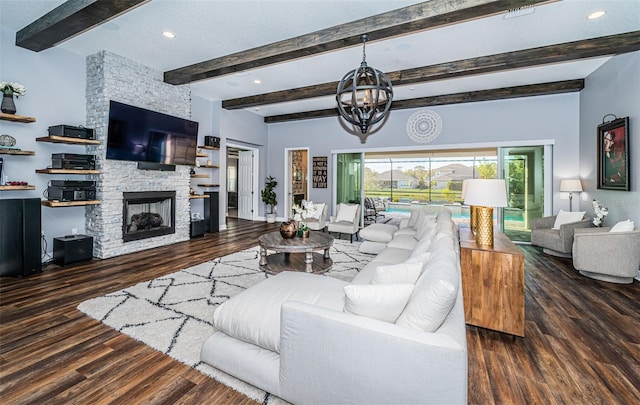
201, 209, 467, 404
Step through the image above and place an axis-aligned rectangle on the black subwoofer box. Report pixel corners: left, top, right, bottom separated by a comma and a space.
190, 219, 206, 238
53, 235, 93, 265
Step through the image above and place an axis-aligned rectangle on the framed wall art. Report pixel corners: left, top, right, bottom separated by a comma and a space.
597, 116, 629, 191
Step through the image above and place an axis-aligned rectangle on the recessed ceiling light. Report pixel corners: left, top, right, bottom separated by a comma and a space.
162, 31, 175, 39
253, 79, 261, 84
587, 10, 606, 20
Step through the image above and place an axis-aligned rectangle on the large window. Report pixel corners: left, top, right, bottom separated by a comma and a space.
364, 149, 497, 204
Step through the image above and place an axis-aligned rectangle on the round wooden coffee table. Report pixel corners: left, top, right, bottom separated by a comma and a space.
258, 231, 334, 274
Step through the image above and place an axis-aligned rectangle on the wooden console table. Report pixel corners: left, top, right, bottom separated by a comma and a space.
459, 226, 525, 337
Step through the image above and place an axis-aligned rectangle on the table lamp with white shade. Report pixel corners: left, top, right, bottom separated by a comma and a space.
463, 179, 508, 246
559, 179, 582, 212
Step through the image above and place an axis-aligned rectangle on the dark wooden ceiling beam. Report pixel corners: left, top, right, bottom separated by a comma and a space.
16, 0, 149, 52
264, 79, 584, 123
225, 31, 640, 110
164, 0, 553, 85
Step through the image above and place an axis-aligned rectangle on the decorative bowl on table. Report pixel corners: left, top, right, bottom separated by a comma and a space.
279, 221, 298, 239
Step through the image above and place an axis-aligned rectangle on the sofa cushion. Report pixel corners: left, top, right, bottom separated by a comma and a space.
358, 240, 388, 255
344, 284, 413, 323
610, 220, 635, 232
394, 227, 417, 237
213, 272, 347, 353
359, 223, 398, 243
372, 259, 424, 285
372, 247, 412, 264
386, 234, 419, 250
396, 251, 459, 332
553, 210, 585, 229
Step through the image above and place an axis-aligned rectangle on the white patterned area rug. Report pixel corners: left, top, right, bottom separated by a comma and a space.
77, 240, 372, 404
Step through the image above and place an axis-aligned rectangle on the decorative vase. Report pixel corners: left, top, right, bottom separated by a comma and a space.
279, 221, 297, 239
302, 230, 310, 238
1, 94, 16, 114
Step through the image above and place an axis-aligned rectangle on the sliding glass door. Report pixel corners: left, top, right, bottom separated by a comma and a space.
500, 146, 545, 242
335, 153, 363, 206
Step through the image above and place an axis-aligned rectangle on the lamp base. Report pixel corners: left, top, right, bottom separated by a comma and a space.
476, 206, 494, 246
470, 205, 478, 235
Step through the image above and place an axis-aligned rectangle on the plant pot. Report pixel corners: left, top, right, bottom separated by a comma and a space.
279, 221, 297, 239
266, 213, 276, 223
1, 94, 16, 114
301, 230, 310, 238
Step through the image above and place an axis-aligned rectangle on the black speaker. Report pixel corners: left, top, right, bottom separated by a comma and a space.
0, 198, 42, 277
190, 219, 206, 238
53, 235, 93, 265
204, 191, 219, 233
204, 136, 220, 148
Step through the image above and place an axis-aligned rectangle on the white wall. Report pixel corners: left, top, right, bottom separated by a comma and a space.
217, 108, 268, 220
0, 26, 87, 258
579, 51, 640, 226
267, 93, 581, 215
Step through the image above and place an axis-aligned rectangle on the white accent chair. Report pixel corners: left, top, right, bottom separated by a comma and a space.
572, 227, 640, 284
305, 202, 328, 231
327, 203, 360, 243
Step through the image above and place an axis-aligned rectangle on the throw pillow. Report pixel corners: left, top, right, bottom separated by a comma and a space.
336, 203, 358, 223
344, 284, 414, 323
309, 203, 325, 220
409, 250, 431, 264
610, 220, 635, 232
552, 210, 586, 229
407, 209, 421, 228
396, 262, 459, 332
372, 260, 424, 285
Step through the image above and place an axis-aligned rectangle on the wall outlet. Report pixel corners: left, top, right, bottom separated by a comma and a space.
71, 228, 78, 235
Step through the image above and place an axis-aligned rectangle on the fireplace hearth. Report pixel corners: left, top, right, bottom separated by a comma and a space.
123, 191, 175, 242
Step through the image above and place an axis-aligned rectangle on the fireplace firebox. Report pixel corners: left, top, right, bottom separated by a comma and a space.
123, 191, 175, 242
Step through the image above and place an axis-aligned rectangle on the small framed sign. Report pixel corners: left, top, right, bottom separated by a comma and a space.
312, 156, 327, 188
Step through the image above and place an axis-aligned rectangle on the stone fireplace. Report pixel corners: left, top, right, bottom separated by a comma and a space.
85, 51, 192, 258
123, 191, 176, 242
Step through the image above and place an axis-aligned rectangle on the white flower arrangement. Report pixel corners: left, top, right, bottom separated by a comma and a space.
592, 199, 608, 227
293, 200, 317, 231
0, 82, 26, 97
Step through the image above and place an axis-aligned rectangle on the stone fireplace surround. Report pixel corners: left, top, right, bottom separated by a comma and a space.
85, 51, 192, 259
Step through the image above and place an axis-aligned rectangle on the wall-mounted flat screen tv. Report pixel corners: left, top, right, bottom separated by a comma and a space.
107, 100, 198, 166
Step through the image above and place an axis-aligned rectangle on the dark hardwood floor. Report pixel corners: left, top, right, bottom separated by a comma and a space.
1, 219, 639, 404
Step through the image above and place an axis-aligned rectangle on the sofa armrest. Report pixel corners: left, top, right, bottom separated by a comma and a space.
279, 301, 467, 405
559, 218, 592, 239
532, 215, 556, 230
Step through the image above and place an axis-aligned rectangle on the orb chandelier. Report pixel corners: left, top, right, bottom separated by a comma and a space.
336, 34, 393, 134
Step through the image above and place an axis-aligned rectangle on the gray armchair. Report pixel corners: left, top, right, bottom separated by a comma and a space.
572, 227, 640, 283
531, 215, 592, 257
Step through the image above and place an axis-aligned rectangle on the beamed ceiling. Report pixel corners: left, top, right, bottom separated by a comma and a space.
3, 0, 639, 124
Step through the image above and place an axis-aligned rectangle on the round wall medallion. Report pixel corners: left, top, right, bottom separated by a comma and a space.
406, 109, 442, 143
0, 134, 17, 147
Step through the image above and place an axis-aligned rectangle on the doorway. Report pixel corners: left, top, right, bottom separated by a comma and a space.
226, 144, 258, 221
285, 148, 309, 218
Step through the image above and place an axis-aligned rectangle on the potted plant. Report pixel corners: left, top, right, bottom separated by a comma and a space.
261, 175, 278, 223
